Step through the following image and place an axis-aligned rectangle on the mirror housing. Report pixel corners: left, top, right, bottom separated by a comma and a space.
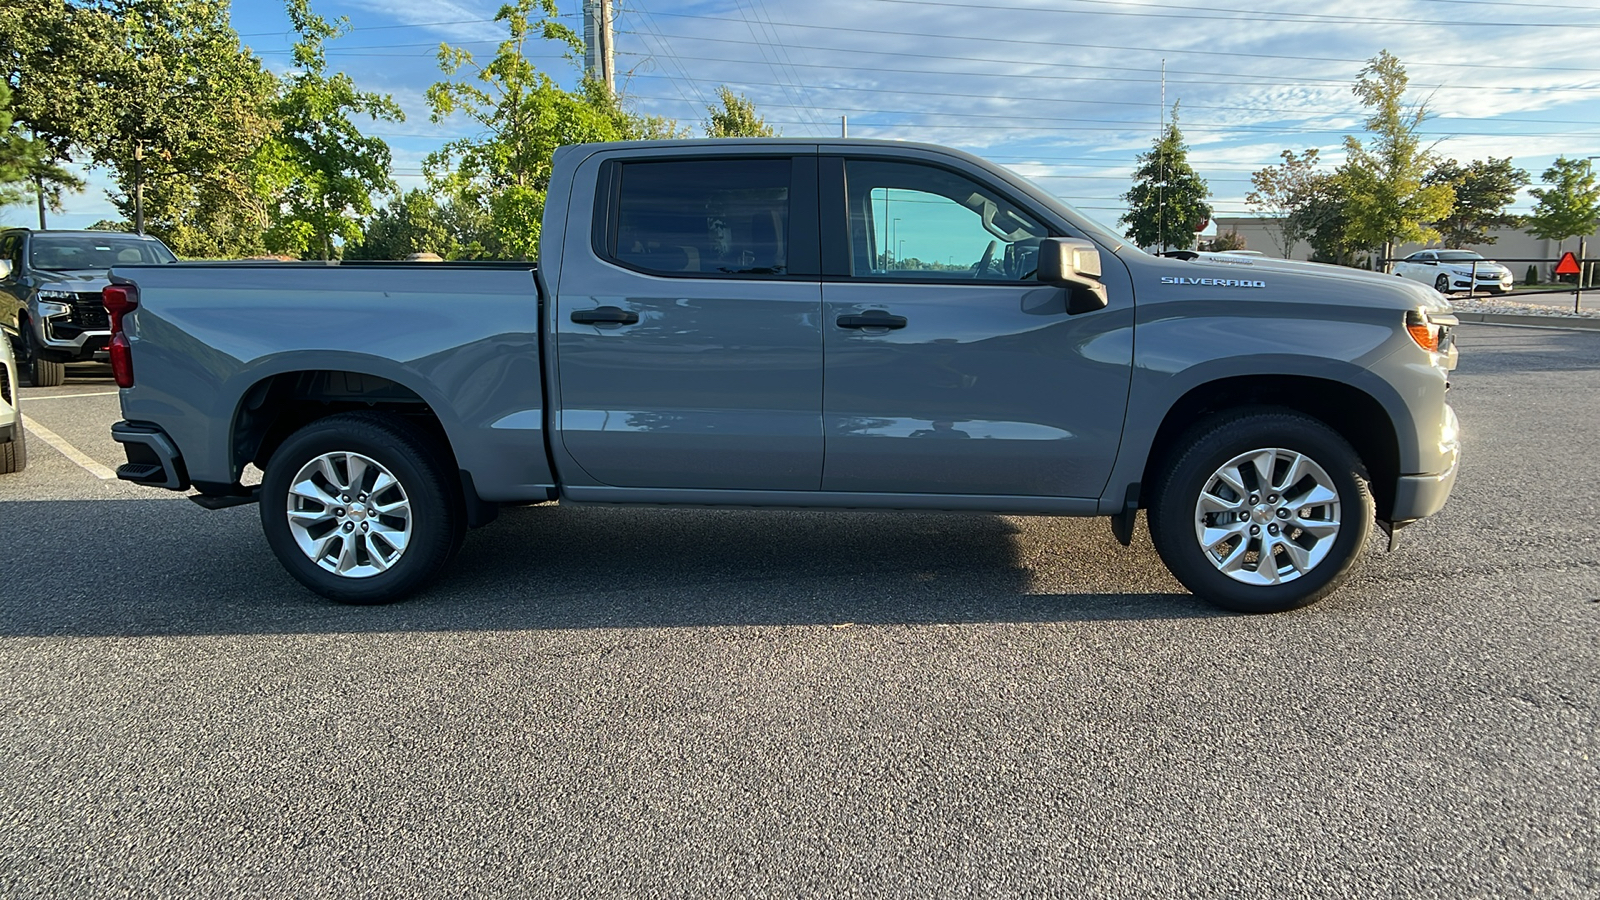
1037, 237, 1108, 314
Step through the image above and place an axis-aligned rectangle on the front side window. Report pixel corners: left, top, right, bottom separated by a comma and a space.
612, 158, 791, 277
844, 160, 1048, 281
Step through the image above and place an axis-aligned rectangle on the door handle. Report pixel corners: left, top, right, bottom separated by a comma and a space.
571, 306, 639, 326
836, 310, 907, 330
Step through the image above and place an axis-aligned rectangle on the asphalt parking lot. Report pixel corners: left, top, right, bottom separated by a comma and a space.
1, 325, 1595, 898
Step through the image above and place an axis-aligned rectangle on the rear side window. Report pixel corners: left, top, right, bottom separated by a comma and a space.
610, 159, 791, 277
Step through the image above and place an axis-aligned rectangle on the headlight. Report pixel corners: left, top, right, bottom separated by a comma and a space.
37, 300, 71, 317
37, 289, 75, 300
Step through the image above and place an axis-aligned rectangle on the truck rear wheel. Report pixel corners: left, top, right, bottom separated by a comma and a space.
1148, 410, 1373, 613
260, 412, 463, 605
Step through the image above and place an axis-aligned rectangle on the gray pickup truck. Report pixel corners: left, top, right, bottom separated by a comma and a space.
1, 228, 177, 387
104, 139, 1460, 613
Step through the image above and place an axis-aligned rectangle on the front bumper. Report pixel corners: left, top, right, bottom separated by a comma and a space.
111, 420, 190, 490
1391, 404, 1460, 524
35, 295, 112, 360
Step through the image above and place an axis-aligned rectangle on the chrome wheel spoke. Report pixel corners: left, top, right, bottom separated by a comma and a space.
286, 450, 412, 579
1194, 446, 1342, 587
1279, 539, 1314, 574
1198, 490, 1244, 515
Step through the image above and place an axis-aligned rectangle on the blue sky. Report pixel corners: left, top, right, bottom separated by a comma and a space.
6, 0, 1600, 238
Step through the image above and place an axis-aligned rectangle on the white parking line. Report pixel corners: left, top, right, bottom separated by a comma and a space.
20, 414, 117, 480
26, 390, 121, 401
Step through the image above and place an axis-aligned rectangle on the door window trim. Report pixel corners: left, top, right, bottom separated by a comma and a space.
591, 154, 820, 280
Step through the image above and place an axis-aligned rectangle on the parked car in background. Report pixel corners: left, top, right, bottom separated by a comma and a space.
1, 323, 24, 474
0, 229, 177, 387
1393, 249, 1513, 295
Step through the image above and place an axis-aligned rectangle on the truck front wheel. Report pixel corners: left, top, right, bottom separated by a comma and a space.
260, 412, 463, 605
1148, 411, 1374, 613
19, 325, 65, 388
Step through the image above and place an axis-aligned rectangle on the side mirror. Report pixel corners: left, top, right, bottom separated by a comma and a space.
1037, 237, 1108, 314
0, 259, 11, 279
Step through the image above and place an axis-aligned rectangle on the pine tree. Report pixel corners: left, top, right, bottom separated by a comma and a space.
1120, 104, 1211, 252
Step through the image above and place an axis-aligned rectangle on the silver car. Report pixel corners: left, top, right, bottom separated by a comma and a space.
0, 325, 24, 474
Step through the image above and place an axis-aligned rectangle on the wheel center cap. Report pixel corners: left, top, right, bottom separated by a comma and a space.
349, 504, 367, 521
1253, 504, 1272, 523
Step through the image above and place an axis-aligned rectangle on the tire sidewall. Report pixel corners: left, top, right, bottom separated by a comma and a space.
260, 413, 457, 604
1151, 413, 1373, 614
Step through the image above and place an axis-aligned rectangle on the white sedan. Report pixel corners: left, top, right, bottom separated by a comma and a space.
1394, 249, 1513, 295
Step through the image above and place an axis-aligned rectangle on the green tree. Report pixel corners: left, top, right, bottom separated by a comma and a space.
345, 189, 458, 260
1424, 157, 1528, 248
1296, 170, 1362, 266
704, 87, 776, 138
256, 0, 404, 259
1336, 51, 1454, 266
426, 0, 651, 259
1525, 157, 1600, 251
0, 0, 93, 223
1246, 148, 1321, 258
80, 0, 276, 241
1120, 103, 1211, 252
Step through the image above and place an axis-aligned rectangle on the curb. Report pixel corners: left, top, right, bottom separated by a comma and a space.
1453, 311, 1600, 331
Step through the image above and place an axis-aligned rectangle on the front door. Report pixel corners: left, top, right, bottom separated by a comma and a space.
820, 157, 1132, 498
555, 154, 825, 491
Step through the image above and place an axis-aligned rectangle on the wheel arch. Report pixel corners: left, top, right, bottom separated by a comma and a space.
1137, 374, 1402, 521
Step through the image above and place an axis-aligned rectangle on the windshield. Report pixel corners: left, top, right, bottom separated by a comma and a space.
29, 234, 176, 271
1436, 251, 1485, 262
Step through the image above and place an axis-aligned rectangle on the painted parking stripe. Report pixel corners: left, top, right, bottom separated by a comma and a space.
20, 414, 117, 480
27, 390, 121, 401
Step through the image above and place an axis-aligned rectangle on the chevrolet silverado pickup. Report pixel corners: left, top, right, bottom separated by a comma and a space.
104, 139, 1460, 613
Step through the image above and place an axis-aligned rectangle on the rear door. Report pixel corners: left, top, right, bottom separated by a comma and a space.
553, 151, 825, 490
817, 155, 1133, 498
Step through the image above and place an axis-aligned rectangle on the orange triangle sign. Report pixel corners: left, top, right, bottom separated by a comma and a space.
1555, 251, 1581, 276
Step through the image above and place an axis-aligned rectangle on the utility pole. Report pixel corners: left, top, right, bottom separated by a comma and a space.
841, 115, 847, 138
1158, 59, 1166, 253
583, 0, 615, 94
34, 174, 47, 229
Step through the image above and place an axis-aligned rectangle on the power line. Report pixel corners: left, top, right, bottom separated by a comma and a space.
612, 13, 1600, 91
869, 0, 1600, 29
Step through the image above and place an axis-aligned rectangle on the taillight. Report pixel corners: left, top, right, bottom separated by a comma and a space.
103, 284, 138, 388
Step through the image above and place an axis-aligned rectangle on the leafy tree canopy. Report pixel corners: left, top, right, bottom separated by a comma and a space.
1526, 156, 1600, 244
1120, 103, 1211, 251
1246, 148, 1321, 258
1424, 157, 1529, 248
704, 87, 776, 138
346, 190, 459, 260
1335, 51, 1454, 258
256, 0, 403, 260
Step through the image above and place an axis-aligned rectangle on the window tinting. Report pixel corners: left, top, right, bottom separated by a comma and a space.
614, 159, 791, 276
845, 160, 1047, 281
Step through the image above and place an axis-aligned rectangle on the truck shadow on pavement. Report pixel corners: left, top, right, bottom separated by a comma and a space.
0, 500, 1212, 638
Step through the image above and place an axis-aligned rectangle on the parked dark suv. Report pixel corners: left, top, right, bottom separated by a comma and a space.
0, 229, 176, 387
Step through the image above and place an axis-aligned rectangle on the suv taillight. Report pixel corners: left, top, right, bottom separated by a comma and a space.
103, 284, 138, 388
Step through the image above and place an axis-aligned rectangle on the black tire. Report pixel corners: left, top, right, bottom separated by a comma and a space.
20, 326, 64, 388
0, 420, 24, 474
1148, 410, 1374, 614
260, 411, 463, 605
